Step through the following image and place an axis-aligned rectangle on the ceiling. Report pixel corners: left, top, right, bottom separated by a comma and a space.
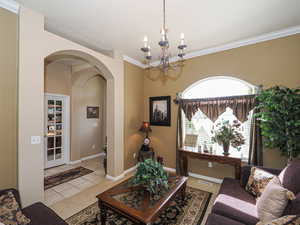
15, 0, 300, 62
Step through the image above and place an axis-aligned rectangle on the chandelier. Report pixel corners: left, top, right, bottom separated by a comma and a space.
141, 0, 187, 81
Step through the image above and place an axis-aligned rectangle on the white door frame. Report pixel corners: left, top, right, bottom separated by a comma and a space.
44, 93, 70, 167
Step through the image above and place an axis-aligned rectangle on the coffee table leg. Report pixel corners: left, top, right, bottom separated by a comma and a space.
181, 183, 186, 200
99, 201, 107, 225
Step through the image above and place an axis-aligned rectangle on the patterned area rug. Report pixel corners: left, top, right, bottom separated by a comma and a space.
44, 167, 93, 190
66, 187, 212, 225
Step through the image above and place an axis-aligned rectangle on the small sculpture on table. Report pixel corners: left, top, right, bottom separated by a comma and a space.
138, 122, 155, 162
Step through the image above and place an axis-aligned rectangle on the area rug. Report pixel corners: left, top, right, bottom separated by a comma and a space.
44, 167, 93, 190
66, 187, 212, 225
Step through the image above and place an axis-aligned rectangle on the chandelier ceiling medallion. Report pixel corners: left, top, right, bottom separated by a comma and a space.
141, 0, 187, 83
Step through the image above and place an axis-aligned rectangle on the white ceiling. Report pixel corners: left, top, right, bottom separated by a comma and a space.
15, 0, 300, 62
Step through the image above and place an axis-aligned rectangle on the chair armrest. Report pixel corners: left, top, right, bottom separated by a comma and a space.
0, 188, 22, 208
240, 165, 282, 188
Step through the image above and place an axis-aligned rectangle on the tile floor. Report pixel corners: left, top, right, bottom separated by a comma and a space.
45, 157, 221, 225
44, 156, 106, 206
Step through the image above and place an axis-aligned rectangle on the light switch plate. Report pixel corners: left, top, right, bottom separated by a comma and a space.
31, 136, 41, 145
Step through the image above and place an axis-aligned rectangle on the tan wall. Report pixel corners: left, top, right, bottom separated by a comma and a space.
143, 34, 300, 179
79, 76, 106, 158
45, 62, 106, 161
45, 62, 71, 95
19, 6, 124, 206
124, 62, 145, 170
0, 8, 18, 189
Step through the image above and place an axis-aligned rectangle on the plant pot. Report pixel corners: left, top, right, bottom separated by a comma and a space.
222, 142, 230, 156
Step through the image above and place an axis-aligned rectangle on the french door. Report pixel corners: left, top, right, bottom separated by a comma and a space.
44, 94, 68, 168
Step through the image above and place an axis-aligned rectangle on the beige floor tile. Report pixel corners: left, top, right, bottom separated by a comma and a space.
59, 186, 81, 198
45, 190, 64, 206
70, 179, 95, 190
52, 182, 74, 193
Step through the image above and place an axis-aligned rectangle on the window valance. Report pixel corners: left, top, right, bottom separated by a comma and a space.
175, 94, 257, 122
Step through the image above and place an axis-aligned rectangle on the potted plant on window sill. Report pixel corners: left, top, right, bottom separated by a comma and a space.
211, 120, 245, 156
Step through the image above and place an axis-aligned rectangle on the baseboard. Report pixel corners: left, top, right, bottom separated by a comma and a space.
68, 152, 105, 165
188, 172, 223, 184
163, 166, 223, 184
124, 165, 137, 175
68, 160, 81, 165
81, 152, 105, 161
105, 173, 125, 181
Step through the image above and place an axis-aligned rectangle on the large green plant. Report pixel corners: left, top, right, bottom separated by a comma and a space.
132, 159, 169, 195
255, 86, 300, 159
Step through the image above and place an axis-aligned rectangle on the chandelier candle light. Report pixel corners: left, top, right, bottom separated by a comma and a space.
141, 0, 187, 74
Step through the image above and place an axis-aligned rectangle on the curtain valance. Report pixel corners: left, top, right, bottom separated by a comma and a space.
176, 94, 257, 122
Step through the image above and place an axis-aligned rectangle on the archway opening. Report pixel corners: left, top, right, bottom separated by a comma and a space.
43, 51, 110, 204
182, 76, 257, 160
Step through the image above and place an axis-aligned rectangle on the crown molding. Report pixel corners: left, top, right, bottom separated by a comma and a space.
126, 25, 300, 69
0, 0, 19, 14
123, 55, 147, 69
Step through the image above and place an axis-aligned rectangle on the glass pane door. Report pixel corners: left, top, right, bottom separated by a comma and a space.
45, 96, 65, 168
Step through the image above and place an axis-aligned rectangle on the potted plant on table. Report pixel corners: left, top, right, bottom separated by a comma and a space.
132, 159, 169, 195
255, 86, 300, 162
211, 120, 245, 156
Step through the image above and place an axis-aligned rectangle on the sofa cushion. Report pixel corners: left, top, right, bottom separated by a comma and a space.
256, 215, 300, 225
257, 176, 296, 222
0, 191, 30, 225
279, 160, 300, 195
246, 167, 275, 197
212, 178, 259, 225
22, 202, 67, 225
284, 192, 300, 215
205, 213, 246, 225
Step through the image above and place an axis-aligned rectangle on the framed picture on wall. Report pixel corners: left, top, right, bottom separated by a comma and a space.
87, 106, 99, 119
149, 96, 171, 126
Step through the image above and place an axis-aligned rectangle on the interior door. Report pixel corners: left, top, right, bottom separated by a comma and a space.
45, 95, 65, 168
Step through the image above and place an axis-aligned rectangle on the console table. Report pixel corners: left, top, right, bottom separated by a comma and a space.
179, 147, 242, 179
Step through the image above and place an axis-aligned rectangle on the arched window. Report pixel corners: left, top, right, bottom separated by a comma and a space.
182, 76, 257, 160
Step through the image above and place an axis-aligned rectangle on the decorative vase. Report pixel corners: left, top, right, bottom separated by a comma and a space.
222, 142, 230, 156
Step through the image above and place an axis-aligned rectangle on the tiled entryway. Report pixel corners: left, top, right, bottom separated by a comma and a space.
44, 156, 105, 206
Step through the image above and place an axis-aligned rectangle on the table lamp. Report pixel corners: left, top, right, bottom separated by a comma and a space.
139, 121, 152, 138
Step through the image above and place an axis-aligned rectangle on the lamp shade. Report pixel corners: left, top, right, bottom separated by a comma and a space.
139, 121, 152, 133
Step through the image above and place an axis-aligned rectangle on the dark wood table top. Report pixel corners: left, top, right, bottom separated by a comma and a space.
180, 147, 242, 163
97, 175, 188, 223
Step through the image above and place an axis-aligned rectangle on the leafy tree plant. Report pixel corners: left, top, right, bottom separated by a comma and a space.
255, 86, 300, 160
132, 159, 169, 195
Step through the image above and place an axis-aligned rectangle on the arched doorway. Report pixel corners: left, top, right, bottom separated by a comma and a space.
45, 50, 118, 177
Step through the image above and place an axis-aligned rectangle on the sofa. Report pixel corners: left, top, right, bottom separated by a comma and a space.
205, 164, 300, 225
0, 188, 67, 225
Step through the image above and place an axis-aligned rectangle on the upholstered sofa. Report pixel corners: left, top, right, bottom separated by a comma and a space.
205, 163, 300, 225
0, 188, 67, 225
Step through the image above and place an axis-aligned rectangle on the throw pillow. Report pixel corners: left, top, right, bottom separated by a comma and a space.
0, 191, 30, 225
256, 215, 300, 225
257, 176, 296, 222
246, 167, 275, 197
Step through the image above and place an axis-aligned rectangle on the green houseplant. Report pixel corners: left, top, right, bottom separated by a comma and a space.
211, 120, 245, 156
255, 86, 300, 160
132, 159, 169, 195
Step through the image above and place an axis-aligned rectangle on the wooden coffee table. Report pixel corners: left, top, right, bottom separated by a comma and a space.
97, 175, 188, 225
